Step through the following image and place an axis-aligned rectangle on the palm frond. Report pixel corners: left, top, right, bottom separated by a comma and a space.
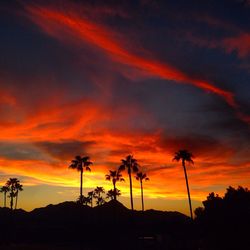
173, 150, 194, 165
119, 164, 126, 171
85, 166, 91, 172
132, 164, 139, 173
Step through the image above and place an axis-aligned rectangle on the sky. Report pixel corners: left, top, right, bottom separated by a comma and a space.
0, 0, 250, 214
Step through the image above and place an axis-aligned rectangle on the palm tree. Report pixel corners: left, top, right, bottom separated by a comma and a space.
69, 156, 93, 204
87, 191, 94, 208
96, 196, 106, 206
119, 155, 139, 210
0, 185, 9, 207
94, 186, 105, 206
105, 170, 124, 201
106, 188, 121, 201
173, 149, 194, 220
6, 178, 20, 210
77, 195, 91, 206
14, 182, 23, 209
135, 172, 149, 211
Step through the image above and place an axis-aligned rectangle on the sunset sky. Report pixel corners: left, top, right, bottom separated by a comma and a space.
0, 0, 250, 214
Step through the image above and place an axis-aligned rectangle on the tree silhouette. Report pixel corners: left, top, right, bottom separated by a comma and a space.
69, 156, 92, 204
77, 195, 91, 206
0, 185, 9, 207
106, 188, 121, 200
6, 178, 22, 210
87, 191, 94, 208
173, 149, 194, 220
14, 182, 23, 209
119, 155, 139, 210
135, 172, 149, 211
105, 170, 124, 201
195, 186, 250, 249
94, 186, 105, 206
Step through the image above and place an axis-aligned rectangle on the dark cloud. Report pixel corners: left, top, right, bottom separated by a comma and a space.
35, 140, 95, 160
0, 142, 44, 160
159, 134, 232, 158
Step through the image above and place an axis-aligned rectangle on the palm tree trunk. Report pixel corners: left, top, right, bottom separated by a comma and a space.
182, 159, 193, 220
113, 182, 117, 201
10, 195, 13, 210
140, 180, 144, 211
4, 192, 6, 207
80, 168, 83, 204
15, 191, 18, 209
128, 168, 134, 210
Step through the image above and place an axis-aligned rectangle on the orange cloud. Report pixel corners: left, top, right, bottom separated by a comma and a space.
0, 88, 16, 106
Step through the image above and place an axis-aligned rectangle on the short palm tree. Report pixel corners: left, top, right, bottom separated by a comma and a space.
135, 172, 149, 211
14, 182, 23, 209
69, 156, 92, 204
119, 155, 139, 211
105, 170, 124, 201
0, 185, 9, 207
106, 188, 121, 201
87, 191, 94, 208
173, 149, 194, 220
94, 186, 105, 206
77, 195, 91, 206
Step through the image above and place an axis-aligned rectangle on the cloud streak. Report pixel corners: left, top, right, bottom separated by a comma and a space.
23, 3, 250, 125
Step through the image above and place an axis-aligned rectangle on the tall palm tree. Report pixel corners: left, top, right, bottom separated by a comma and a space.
106, 188, 121, 201
69, 156, 93, 204
135, 172, 149, 211
119, 155, 139, 211
0, 185, 9, 207
14, 182, 23, 209
173, 149, 194, 220
6, 178, 20, 210
105, 170, 124, 201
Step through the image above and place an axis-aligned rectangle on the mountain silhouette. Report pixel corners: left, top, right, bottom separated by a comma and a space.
0, 200, 195, 250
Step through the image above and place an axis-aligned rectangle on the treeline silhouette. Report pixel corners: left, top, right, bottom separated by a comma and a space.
69, 154, 151, 212
69, 151, 193, 216
194, 186, 250, 250
0, 151, 194, 217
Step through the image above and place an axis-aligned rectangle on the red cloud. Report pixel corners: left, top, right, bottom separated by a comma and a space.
223, 33, 250, 58
22, 4, 250, 126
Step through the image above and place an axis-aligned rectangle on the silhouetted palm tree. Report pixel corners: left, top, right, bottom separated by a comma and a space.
105, 170, 124, 201
14, 182, 23, 209
106, 188, 121, 200
77, 195, 91, 206
69, 156, 92, 204
87, 191, 94, 208
119, 155, 139, 210
0, 185, 9, 207
96, 196, 106, 206
6, 178, 21, 210
94, 186, 105, 206
135, 172, 149, 211
173, 149, 194, 220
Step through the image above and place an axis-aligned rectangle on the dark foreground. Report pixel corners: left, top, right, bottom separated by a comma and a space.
0, 193, 250, 250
